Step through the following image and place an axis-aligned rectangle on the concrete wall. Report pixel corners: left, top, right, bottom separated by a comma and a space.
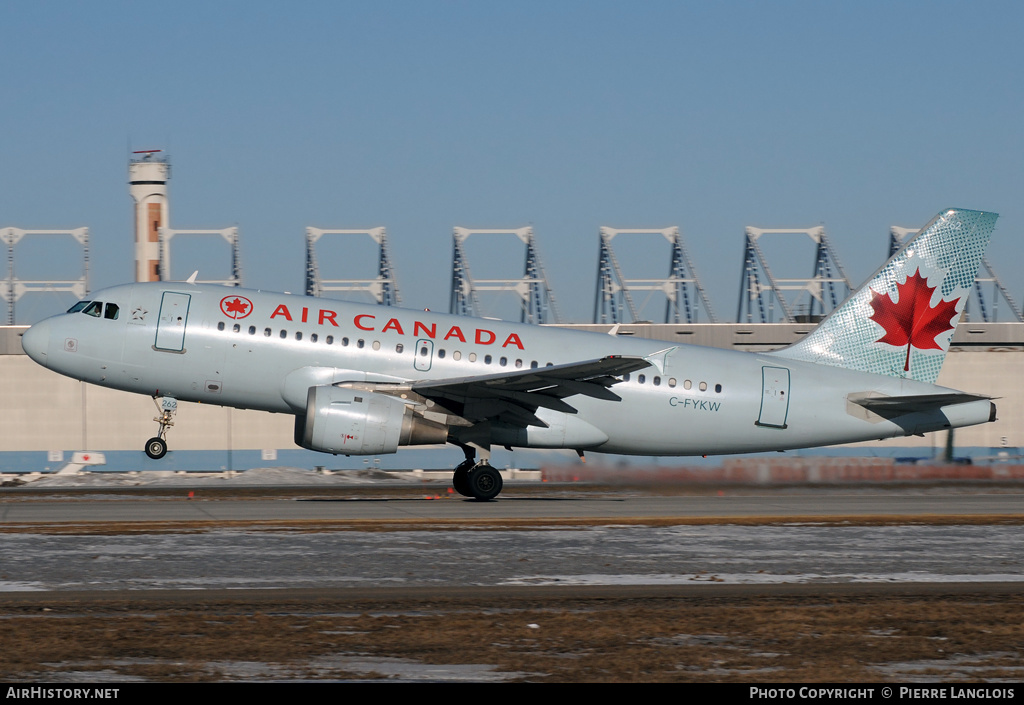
1, 354, 295, 452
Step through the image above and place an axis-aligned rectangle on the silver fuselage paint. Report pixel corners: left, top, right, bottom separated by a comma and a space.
22, 282, 992, 457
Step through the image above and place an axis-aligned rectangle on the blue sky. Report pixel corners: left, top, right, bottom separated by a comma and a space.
2, 1, 1022, 323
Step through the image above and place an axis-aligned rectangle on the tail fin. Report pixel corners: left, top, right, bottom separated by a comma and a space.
771, 208, 998, 383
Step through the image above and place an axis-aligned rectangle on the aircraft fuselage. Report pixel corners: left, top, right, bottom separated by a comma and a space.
21, 281, 993, 457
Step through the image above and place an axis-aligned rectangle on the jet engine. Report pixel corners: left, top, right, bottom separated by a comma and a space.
295, 386, 448, 455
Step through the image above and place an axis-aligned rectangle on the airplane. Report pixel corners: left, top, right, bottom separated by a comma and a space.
20, 208, 999, 500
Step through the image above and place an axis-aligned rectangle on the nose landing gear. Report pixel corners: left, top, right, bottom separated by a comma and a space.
145, 396, 177, 460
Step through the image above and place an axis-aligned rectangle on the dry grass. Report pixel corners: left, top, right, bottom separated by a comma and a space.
1, 587, 1022, 682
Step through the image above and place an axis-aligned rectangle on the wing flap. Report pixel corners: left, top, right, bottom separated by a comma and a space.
488, 389, 580, 414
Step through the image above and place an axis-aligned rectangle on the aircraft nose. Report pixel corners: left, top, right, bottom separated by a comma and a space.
21, 319, 50, 367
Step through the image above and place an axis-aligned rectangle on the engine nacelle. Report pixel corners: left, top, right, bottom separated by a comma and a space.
295, 386, 448, 455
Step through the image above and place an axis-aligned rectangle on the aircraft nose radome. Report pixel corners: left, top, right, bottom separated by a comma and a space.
21, 320, 50, 366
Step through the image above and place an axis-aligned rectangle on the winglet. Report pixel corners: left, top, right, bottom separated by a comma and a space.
186, 271, 199, 284
643, 347, 677, 376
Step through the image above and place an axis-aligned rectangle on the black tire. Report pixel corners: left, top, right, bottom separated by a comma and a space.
452, 461, 473, 497
145, 437, 167, 460
467, 464, 503, 501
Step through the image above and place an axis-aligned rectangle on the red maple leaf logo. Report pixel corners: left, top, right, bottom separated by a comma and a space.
868, 268, 961, 372
220, 295, 253, 319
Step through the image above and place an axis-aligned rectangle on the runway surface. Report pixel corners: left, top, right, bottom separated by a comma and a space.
2, 484, 1022, 591
3, 484, 1024, 523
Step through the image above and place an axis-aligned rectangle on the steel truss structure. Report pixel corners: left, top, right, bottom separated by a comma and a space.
0, 227, 89, 324
738, 226, 850, 323
305, 227, 400, 306
594, 227, 716, 324
158, 227, 241, 286
450, 227, 560, 324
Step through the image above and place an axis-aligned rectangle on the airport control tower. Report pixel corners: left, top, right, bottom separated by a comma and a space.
128, 150, 170, 282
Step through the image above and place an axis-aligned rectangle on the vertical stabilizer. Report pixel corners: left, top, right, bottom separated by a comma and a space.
770, 208, 998, 383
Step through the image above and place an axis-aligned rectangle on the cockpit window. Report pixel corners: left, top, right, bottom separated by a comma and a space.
82, 301, 103, 317
70, 300, 119, 319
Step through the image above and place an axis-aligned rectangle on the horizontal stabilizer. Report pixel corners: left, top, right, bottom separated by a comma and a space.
849, 392, 992, 418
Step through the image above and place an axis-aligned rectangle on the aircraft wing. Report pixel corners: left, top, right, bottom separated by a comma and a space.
410, 355, 651, 427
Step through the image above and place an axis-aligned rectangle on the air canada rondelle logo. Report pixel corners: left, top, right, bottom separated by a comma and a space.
220, 295, 253, 319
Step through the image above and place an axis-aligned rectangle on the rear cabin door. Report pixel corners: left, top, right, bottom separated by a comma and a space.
757, 366, 790, 428
154, 292, 191, 352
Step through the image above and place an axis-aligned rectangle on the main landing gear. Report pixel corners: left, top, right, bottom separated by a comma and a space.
145, 396, 177, 460
452, 445, 503, 501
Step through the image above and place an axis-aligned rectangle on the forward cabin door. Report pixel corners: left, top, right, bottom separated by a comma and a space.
154, 292, 191, 352
757, 366, 790, 428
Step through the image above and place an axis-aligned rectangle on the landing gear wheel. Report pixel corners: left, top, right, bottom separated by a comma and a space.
452, 460, 474, 497
145, 437, 167, 460
467, 464, 503, 501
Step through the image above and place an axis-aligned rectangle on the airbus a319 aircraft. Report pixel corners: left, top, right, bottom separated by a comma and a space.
21, 208, 998, 500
